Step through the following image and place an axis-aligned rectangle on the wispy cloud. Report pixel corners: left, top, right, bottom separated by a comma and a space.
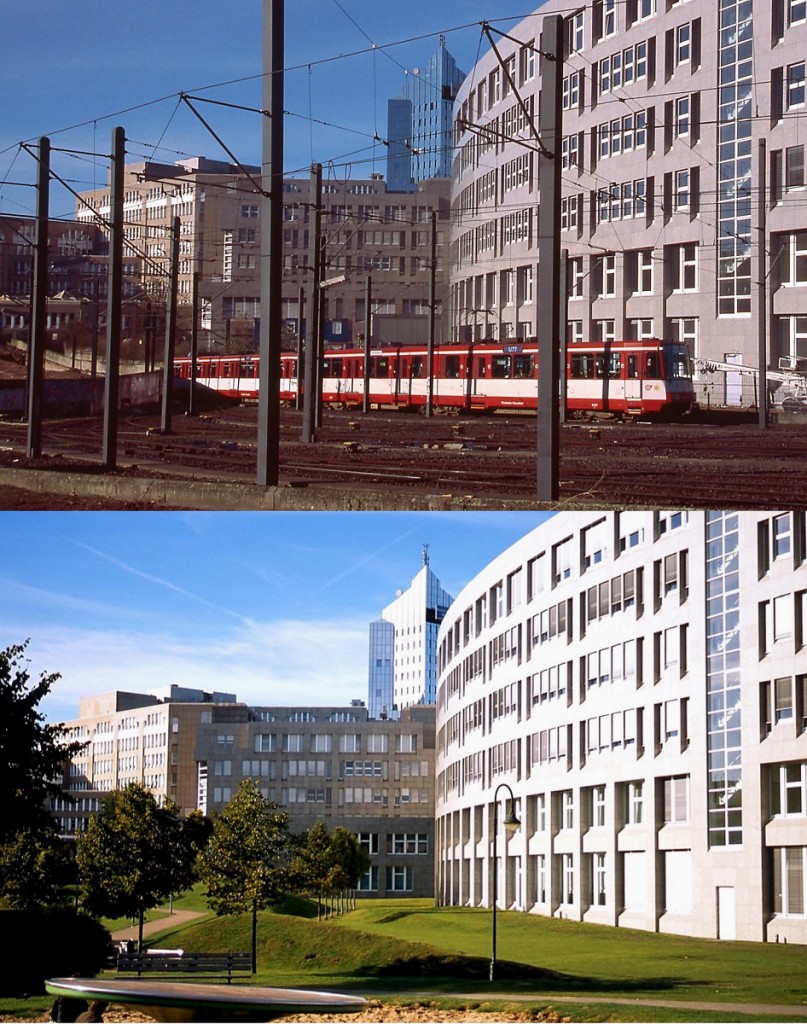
35, 614, 369, 724
72, 541, 255, 626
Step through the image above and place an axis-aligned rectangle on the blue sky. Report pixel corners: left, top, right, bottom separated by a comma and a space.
0, 1, 540, 219
1, 511, 552, 724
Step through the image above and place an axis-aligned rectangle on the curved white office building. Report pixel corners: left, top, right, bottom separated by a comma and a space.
435, 512, 807, 943
449, 0, 807, 380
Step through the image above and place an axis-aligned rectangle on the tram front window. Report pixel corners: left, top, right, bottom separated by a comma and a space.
664, 346, 691, 379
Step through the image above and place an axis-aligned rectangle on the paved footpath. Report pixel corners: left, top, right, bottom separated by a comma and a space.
110, 909, 208, 945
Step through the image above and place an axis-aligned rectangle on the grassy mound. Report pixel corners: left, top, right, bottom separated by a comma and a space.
148, 908, 560, 984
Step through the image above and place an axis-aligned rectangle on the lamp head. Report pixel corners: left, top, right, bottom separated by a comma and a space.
503, 802, 520, 833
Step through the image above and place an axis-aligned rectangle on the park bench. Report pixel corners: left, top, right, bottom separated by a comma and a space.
116, 950, 251, 984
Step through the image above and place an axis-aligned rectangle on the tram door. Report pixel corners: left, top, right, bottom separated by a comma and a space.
625, 354, 643, 410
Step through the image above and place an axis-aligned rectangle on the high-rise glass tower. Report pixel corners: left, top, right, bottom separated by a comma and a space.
367, 547, 453, 718
386, 36, 465, 193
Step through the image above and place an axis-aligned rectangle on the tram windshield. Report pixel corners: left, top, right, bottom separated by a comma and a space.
664, 345, 691, 380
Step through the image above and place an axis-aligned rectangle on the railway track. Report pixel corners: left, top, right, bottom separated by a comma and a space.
1, 405, 805, 508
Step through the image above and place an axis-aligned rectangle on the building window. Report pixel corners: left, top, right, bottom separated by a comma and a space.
565, 10, 585, 55
674, 96, 691, 137
663, 775, 690, 823
387, 833, 429, 855
626, 781, 644, 824
675, 22, 691, 65
780, 232, 807, 286
770, 762, 807, 816
560, 853, 574, 905
357, 832, 379, 855
772, 847, 807, 915
593, 853, 607, 905
367, 734, 389, 754
786, 145, 805, 189
386, 865, 413, 892
561, 789, 574, 829
535, 854, 547, 903
774, 513, 792, 559
395, 734, 417, 753
563, 71, 581, 110
789, 0, 807, 25
788, 62, 806, 109
670, 243, 698, 291
357, 866, 379, 892
592, 785, 606, 827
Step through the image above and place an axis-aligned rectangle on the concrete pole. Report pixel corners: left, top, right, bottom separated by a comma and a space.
102, 126, 125, 470
536, 15, 563, 501
26, 136, 49, 458
160, 216, 181, 434
257, 0, 285, 485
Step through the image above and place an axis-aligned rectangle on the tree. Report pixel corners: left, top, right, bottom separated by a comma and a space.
290, 822, 370, 919
0, 641, 87, 843
76, 783, 202, 951
0, 827, 75, 911
199, 780, 290, 972
0, 642, 87, 909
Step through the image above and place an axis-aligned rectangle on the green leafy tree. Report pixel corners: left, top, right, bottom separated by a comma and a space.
0, 827, 75, 911
76, 783, 202, 950
290, 822, 370, 919
0, 641, 87, 842
0, 642, 87, 908
199, 780, 290, 972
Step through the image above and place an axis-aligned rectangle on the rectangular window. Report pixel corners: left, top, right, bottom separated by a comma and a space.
626, 780, 644, 824
786, 146, 805, 189
367, 734, 389, 753
386, 865, 413, 892
594, 852, 607, 905
663, 775, 690, 823
788, 62, 806, 109
675, 22, 691, 65
772, 846, 807, 915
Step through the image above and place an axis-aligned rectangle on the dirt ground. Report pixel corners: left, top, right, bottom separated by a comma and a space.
1, 999, 570, 1023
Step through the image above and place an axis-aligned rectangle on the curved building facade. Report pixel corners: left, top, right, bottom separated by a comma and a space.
449, 1, 807, 375
435, 512, 807, 943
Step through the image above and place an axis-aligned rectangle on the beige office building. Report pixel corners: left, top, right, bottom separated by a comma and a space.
76, 159, 450, 352
54, 690, 436, 899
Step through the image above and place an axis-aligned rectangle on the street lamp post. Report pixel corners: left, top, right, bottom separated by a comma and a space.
490, 781, 520, 982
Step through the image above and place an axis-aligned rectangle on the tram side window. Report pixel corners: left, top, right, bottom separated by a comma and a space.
370, 357, 390, 378
445, 355, 461, 379
410, 357, 424, 377
239, 361, 255, 378
514, 355, 534, 378
476, 357, 487, 377
570, 354, 595, 378
207, 363, 217, 378
491, 356, 511, 378
644, 352, 661, 378
222, 362, 231, 378
606, 353, 622, 378
628, 355, 639, 379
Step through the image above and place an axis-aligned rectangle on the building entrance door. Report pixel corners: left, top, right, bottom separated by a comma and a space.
717, 886, 736, 940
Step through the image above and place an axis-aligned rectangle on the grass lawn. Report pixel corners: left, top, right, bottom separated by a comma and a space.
4, 899, 806, 1023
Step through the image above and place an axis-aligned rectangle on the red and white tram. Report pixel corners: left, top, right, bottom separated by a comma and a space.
175, 338, 694, 418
